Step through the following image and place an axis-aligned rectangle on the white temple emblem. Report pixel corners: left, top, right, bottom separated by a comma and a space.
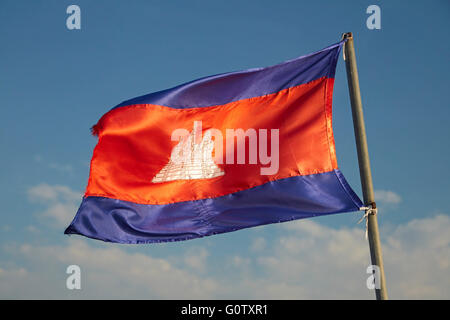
152, 122, 224, 183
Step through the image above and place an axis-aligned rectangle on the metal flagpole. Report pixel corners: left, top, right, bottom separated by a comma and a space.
342, 32, 388, 300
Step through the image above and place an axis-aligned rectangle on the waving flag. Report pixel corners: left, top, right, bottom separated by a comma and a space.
65, 40, 362, 244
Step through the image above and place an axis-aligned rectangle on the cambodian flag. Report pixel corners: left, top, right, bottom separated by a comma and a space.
65, 40, 363, 244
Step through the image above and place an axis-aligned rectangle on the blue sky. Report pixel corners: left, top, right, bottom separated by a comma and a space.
0, 0, 449, 299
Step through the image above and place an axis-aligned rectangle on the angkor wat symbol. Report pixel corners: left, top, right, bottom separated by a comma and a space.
152, 122, 224, 183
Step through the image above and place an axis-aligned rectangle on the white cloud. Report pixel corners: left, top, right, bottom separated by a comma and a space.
230, 256, 251, 269
0, 240, 218, 299
33, 155, 74, 175
250, 237, 266, 252
382, 215, 450, 299
28, 184, 80, 203
374, 190, 402, 204
27, 184, 81, 227
24, 226, 39, 233
184, 247, 209, 273
248, 215, 450, 299
42, 202, 79, 227
252, 220, 371, 299
1, 225, 12, 232
48, 163, 74, 174
3, 187, 450, 299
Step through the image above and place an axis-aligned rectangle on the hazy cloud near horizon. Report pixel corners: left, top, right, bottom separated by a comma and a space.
1, 183, 448, 299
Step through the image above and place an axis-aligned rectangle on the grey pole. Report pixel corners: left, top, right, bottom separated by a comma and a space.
342, 32, 388, 300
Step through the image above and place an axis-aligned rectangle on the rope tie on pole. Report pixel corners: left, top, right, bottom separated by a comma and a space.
358, 202, 377, 240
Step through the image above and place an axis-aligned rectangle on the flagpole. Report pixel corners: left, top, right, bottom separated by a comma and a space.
342, 32, 388, 300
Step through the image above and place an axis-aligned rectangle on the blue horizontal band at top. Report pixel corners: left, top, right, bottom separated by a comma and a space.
112, 41, 344, 110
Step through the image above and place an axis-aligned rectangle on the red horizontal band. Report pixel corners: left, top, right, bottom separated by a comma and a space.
86, 77, 337, 204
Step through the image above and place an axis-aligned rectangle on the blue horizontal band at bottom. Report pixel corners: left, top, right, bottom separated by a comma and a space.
64, 169, 362, 244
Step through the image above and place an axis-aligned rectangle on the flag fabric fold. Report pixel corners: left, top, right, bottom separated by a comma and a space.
65, 40, 363, 244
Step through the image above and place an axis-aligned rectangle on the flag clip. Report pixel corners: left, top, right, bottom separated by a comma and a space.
358, 202, 377, 240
